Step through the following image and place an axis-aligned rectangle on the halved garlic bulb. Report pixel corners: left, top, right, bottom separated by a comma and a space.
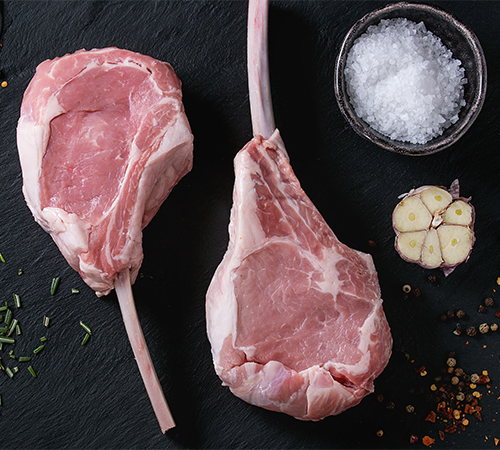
393, 180, 475, 274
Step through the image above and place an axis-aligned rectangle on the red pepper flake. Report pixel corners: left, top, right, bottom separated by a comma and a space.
494, 437, 499, 446
439, 431, 445, 441
445, 425, 457, 434
495, 310, 500, 318
422, 436, 435, 447
409, 435, 418, 444
425, 411, 437, 423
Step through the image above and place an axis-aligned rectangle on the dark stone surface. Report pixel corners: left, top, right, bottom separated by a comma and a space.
0, 1, 499, 448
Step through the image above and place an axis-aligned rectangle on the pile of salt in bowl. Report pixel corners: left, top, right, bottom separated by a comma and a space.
344, 18, 467, 145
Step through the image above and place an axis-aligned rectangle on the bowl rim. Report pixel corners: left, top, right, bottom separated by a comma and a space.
334, 1, 487, 156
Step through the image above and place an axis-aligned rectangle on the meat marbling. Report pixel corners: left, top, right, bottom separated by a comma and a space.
206, 0, 392, 420
17, 47, 193, 432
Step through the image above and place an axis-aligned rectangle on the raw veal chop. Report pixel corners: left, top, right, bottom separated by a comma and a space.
17, 47, 193, 432
206, 0, 392, 420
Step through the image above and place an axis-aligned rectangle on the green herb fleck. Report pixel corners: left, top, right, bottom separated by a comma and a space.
18, 356, 31, 362
4, 308, 12, 326
43, 316, 50, 328
33, 344, 45, 355
72, 288, 80, 294
0, 337, 15, 344
17, 268, 23, 276
15, 324, 21, 335
81, 333, 90, 346
13, 294, 21, 308
50, 277, 60, 295
28, 366, 37, 378
79, 321, 92, 335
0, 253, 5, 263
8, 350, 15, 359
12, 366, 18, 374
5, 367, 14, 378
7, 319, 18, 337
40, 336, 47, 342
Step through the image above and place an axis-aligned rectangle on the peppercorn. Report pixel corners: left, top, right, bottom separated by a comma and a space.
454, 367, 464, 377
456, 392, 465, 401
490, 323, 498, 331
478, 305, 486, 313
440, 314, 448, 322
484, 297, 494, 307
402, 284, 411, 294
427, 275, 437, 284
376, 429, 384, 437
446, 310, 455, 319
409, 435, 418, 444
466, 326, 477, 337
386, 401, 395, 410
447, 357, 457, 367
456, 310, 466, 319
451, 376, 459, 385
406, 404, 415, 413
368, 240, 376, 247
479, 323, 489, 334
470, 373, 480, 383
465, 393, 473, 403
377, 394, 384, 402
453, 325, 462, 335
413, 288, 421, 298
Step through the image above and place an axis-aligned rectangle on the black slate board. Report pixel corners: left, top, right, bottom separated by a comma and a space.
1, 1, 500, 449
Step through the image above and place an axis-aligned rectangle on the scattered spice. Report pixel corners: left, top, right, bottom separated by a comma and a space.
491, 323, 498, 331
422, 436, 435, 447
409, 435, 418, 444
403, 284, 411, 294
427, 275, 437, 284
1, 81, 7, 88
406, 404, 415, 413
456, 309, 465, 319
466, 326, 477, 337
478, 305, 486, 313
485, 297, 494, 307
376, 429, 384, 437
479, 323, 489, 334
447, 357, 457, 367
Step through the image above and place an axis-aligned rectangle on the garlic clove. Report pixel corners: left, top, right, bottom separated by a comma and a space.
438, 225, 474, 266
421, 228, 442, 269
419, 186, 452, 215
396, 230, 427, 261
393, 196, 432, 232
443, 200, 473, 226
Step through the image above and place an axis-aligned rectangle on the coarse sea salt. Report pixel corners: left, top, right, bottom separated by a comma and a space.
344, 18, 467, 145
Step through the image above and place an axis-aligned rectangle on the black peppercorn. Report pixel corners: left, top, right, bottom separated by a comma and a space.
447, 310, 455, 319
456, 310, 466, 319
427, 275, 437, 284
485, 297, 494, 307
440, 314, 448, 322
478, 305, 486, 313
466, 326, 477, 337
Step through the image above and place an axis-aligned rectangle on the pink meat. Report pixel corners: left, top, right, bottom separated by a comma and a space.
206, 0, 392, 421
17, 47, 193, 432
17, 47, 193, 295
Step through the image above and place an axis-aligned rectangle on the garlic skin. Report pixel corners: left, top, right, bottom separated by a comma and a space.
392, 180, 475, 275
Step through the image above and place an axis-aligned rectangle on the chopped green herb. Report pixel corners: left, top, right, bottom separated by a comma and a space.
0, 326, 9, 334
43, 316, 50, 328
4, 308, 12, 326
81, 333, 91, 345
71, 288, 80, 294
33, 344, 45, 354
18, 356, 31, 362
0, 315, 3, 323
28, 366, 37, 378
0, 253, 5, 263
0, 305, 7, 312
12, 366, 18, 374
79, 321, 92, 335
15, 324, 21, 335
0, 337, 15, 344
8, 350, 15, 360
0, 342, 2, 351
17, 268, 23, 275
7, 319, 18, 337
50, 277, 60, 295
13, 294, 21, 308
5, 367, 13, 378
40, 336, 47, 342
0, 393, 2, 405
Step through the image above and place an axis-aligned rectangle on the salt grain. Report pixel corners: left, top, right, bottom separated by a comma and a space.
345, 18, 467, 144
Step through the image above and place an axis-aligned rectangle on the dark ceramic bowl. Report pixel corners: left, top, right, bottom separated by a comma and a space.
334, 2, 487, 156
